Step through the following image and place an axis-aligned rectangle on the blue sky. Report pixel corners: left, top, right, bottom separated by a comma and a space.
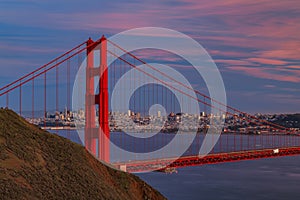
0, 0, 300, 113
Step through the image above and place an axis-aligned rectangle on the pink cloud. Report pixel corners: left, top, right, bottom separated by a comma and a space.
257, 49, 300, 60
227, 66, 300, 83
179, 0, 300, 65
195, 35, 271, 49
215, 59, 253, 66
287, 66, 300, 69
246, 58, 288, 66
208, 50, 249, 58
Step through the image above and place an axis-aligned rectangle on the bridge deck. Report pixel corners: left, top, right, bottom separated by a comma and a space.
113, 147, 300, 173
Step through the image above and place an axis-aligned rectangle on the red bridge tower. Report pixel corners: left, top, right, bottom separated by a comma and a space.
85, 36, 110, 162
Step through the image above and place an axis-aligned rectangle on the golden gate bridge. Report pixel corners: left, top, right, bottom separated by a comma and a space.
0, 35, 299, 173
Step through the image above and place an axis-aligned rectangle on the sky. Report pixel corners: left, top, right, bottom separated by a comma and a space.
0, 0, 300, 114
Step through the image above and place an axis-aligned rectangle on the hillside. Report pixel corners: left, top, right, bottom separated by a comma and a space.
0, 108, 166, 200
272, 114, 300, 128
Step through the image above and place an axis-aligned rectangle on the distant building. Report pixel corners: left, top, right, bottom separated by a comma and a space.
158, 110, 161, 118
136, 112, 141, 119
200, 111, 206, 117
168, 112, 176, 121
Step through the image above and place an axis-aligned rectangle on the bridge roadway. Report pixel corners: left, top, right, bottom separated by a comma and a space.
113, 147, 300, 173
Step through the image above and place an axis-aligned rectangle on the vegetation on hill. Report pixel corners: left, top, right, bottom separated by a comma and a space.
0, 108, 166, 200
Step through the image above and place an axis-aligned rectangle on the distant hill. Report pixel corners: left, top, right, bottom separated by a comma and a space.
0, 108, 166, 200
272, 114, 300, 128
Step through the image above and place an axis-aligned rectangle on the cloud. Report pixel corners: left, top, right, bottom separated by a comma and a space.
257, 49, 300, 60
264, 84, 276, 88
132, 49, 183, 62
215, 59, 253, 66
287, 66, 300, 70
246, 58, 289, 66
227, 66, 300, 83
208, 50, 249, 58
